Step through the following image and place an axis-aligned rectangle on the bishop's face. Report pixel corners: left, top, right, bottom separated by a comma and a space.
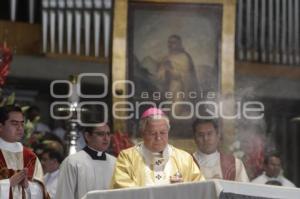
142, 119, 169, 153
85, 125, 111, 152
0, 112, 24, 143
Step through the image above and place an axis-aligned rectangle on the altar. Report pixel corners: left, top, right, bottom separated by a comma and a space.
82, 180, 300, 199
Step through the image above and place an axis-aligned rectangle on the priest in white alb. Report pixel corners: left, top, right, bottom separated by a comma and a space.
111, 107, 205, 188
0, 105, 48, 199
55, 123, 116, 199
192, 118, 249, 182
251, 152, 295, 187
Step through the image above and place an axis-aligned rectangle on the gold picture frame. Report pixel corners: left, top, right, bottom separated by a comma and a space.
111, 0, 236, 145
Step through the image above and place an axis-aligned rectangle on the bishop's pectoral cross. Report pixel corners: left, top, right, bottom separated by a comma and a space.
155, 174, 162, 180
155, 159, 163, 166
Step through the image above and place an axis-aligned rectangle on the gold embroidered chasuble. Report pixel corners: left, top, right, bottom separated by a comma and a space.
111, 143, 205, 189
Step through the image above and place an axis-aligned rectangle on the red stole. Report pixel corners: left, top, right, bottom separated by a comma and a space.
220, 153, 236, 181
192, 152, 236, 181
0, 147, 37, 199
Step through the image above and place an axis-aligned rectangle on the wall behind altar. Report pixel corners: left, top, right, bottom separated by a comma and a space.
2, 54, 109, 134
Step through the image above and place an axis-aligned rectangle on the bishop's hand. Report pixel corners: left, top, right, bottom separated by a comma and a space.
170, 172, 183, 183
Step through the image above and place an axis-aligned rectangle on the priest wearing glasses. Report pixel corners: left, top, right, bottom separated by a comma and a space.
111, 107, 205, 188
55, 123, 116, 199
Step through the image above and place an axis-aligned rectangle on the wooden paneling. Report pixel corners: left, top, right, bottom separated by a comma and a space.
0, 20, 41, 55
236, 61, 300, 80
45, 53, 109, 64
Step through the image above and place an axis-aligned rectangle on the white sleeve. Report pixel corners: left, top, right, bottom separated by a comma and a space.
55, 158, 77, 199
0, 179, 10, 199
251, 175, 266, 184
27, 181, 43, 199
282, 178, 296, 187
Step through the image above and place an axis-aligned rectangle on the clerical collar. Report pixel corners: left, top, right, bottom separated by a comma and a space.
83, 146, 106, 160
137, 142, 171, 166
263, 172, 281, 180
0, 137, 23, 152
49, 169, 60, 176
196, 150, 219, 165
45, 169, 60, 180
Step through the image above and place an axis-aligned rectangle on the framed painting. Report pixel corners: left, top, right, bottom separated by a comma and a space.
111, 0, 236, 141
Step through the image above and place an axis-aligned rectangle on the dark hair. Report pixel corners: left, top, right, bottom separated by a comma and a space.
264, 151, 281, 165
192, 118, 218, 134
84, 126, 97, 134
82, 125, 102, 143
0, 105, 23, 125
42, 147, 64, 163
